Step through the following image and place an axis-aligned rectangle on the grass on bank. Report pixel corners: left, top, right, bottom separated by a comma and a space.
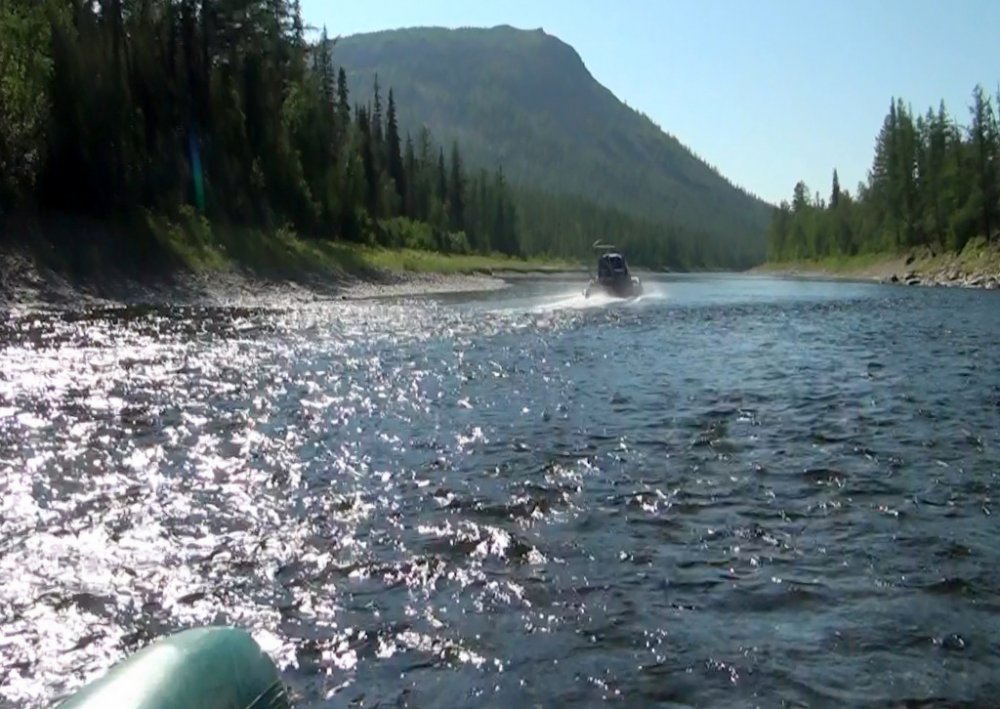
148, 210, 579, 277
759, 237, 1000, 278
4, 209, 579, 280
756, 251, 901, 275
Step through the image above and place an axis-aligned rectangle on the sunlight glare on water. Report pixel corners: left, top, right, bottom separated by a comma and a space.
1, 275, 999, 707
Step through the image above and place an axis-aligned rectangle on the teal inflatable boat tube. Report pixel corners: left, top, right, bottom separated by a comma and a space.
55, 626, 291, 709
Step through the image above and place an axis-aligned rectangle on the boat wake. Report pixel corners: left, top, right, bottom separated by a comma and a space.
472, 279, 668, 317
527, 282, 667, 313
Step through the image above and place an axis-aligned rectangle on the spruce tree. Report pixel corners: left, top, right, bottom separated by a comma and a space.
436, 147, 447, 205
371, 74, 384, 155
969, 85, 999, 242
317, 27, 334, 110
336, 68, 350, 126
403, 133, 416, 218
385, 89, 405, 210
448, 141, 465, 232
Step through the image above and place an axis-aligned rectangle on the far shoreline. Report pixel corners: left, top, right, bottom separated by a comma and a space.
0, 246, 564, 310
8, 217, 999, 312
751, 241, 1000, 291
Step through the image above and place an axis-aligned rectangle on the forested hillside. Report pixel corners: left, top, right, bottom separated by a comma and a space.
769, 86, 1000, 260
0, 1, 519, 265
1, 5, 775, 272
334, 26, 773, 268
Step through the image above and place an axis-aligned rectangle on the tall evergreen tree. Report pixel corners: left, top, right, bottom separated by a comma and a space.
371, 73, 384, 156
356, 105, 378, 218
436, 147, 447, 204
316, 27, 334, 110
385, 89, 405, 208
448, 141, 464, 232
403, 133, 416, 218
792, 181, 809, 213
336, 67, 350, 126
969, 84, 999, 242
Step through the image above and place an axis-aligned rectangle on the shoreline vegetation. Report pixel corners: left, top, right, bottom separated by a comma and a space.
0, 0, 765, 303
3, 2, 993, 305
0, 0, 581, 306
754, 238, 1000, 290
0, 213, 584, 308
766, 85, 999, 287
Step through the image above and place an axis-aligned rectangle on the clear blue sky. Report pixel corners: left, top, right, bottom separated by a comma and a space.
300, 0, 999, 205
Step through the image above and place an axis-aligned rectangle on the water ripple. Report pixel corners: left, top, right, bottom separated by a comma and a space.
2, 277, 999, 706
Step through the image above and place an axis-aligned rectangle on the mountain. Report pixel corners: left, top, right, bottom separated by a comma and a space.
331, 25, 772, 267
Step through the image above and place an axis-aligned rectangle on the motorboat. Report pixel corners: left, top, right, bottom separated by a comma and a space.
584, 243, 643, 298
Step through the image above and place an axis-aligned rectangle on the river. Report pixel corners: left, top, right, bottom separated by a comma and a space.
1, 274, 998, 707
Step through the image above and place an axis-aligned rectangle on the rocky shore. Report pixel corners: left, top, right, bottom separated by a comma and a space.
0, 247, 508, 311
757, 242, 1000, 291
884, 260, 1000, 289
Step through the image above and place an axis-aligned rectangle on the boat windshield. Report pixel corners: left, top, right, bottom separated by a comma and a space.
597, 253, 627, 277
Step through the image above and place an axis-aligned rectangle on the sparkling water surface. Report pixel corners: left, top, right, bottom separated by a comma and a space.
1, 275, 998, 707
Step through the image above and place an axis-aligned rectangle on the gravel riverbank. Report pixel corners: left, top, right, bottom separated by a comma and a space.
754, 244, 1000, 290
0, 247, 509, 311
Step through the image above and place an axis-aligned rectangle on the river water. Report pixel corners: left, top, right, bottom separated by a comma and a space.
1, 275, 999, 707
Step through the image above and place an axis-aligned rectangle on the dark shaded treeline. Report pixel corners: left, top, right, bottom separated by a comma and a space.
0, 0, 519, 262
513, 189, 732, 269
769, 85, 1000, 260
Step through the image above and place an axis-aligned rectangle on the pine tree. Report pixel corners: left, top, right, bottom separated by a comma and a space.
492, 165, 519, 255
336, 67, 350, 126
830, 169, 841, 209
792, 181, 809, 213
894, 99, 920, 246
945, 110, 975, 250
969, 85, 999, 242
385, 89, 405, 211
357, 105, 378, 218
868, 99, 902, 248
415, 126, 434, 221
766, 203, 791, 260
371, 74, 384, 155
317, 27, 334, 110
436, 147, 447, 205
403, 133, 416, 218
918, 103, 949, 245
448, 141, 464, 232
